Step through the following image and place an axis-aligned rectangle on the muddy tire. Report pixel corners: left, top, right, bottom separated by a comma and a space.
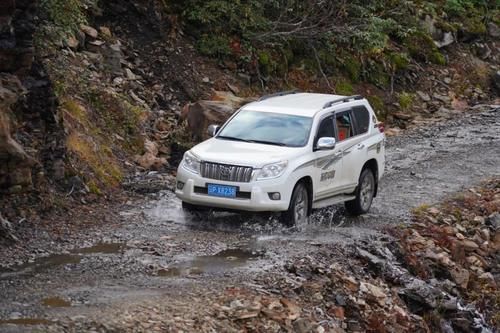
281, 182, 309, 226
345, 168, 375, 216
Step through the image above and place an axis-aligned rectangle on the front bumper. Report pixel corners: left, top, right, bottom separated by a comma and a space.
175, 166, 291, 212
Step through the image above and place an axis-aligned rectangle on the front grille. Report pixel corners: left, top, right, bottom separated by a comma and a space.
200, 162, 253, 183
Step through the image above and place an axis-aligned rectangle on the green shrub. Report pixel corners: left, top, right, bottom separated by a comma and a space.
40, 0, 86, 34
196, 35, 232, 57
366, 61, 390, 87
367, 95, 386, 119
405, 31, 437, 62
430, 51, 447, 65
172, 0, 497, 82
398, 92, 415, 110
343, 58, 362, 82
336, 80, 355, 95
388, 52, 410, 71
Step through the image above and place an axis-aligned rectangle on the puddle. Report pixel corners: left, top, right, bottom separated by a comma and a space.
0, 254, 82, 280
0, 318, 52, 326
157, 249, 262, 277
0, 242, 126, 280
42, 297, 71, 307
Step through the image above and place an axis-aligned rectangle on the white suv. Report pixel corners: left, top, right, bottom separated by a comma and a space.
175, 92, 385, 225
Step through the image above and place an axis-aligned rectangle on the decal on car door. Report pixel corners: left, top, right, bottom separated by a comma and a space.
315, 154, 341, 170
320, 170, 336, 181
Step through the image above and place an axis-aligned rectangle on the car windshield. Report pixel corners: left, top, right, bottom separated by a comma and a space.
217, 110, 313, 147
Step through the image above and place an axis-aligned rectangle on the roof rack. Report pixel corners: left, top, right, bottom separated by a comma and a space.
323, 95, 363, 109
258, 90, 299, 101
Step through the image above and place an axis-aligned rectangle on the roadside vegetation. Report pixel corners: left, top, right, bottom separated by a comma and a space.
173, 0, 498, 116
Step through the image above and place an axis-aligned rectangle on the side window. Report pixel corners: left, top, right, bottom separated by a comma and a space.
315, 116, 335, 144
352, 106, 370, 134
335, 112, 354, 141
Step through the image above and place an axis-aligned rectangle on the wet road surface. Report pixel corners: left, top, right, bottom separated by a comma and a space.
0, 107, 499, 331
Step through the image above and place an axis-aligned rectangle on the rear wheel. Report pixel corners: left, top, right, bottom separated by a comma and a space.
345, 169, 375, 216
281, 182, 309, 226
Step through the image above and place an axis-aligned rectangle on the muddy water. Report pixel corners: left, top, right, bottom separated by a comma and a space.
157, 249, 262, 277
0, 242, 126, 280
41, 297, 71, 308
0, 318, 53, 325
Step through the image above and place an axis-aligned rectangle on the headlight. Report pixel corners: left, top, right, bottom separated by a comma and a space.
256, 161, 288, 180
182, 151, 201, 174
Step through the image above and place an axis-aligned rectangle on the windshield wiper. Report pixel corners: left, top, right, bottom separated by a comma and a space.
217, 136, 287, 147
216, 135, 251, 143
247, 140, 287, 147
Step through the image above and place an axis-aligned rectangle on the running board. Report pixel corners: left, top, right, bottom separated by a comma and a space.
312, 195, 355, 209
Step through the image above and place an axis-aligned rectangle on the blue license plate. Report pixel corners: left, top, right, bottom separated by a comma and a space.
207, 184, 237, 198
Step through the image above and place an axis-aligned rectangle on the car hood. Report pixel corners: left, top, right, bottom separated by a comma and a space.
191, 138, 303, 168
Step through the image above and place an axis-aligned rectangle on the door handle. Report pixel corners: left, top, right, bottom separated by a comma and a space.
334, 151, 342, 157
357, 144, 365, 150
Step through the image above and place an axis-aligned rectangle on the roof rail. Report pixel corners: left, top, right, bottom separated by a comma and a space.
258, 90, 299, 101
323, 95, 364, 109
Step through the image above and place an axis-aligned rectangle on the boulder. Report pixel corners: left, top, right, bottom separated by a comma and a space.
99, 26, 112, 38
487, 22, 500, 38
435, 32, 455, 49
134, 139, 167, 170
180, 92, 255, 141
421, 15, 454, 48
80, 24, 99, 39
65, 35, 80, 50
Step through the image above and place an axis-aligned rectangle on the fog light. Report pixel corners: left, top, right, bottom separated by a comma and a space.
268, 192, 281, 200
177, 181, 185, 190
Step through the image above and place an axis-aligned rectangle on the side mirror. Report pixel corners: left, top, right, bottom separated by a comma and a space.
207, 124, 220, 137
316, 137, 336, 150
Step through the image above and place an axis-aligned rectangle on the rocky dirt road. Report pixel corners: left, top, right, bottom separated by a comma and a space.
0, 106, 499, 332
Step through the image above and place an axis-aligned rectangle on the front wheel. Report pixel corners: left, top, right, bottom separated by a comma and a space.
345, 169, 375, 216
281, 182, 309, 226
